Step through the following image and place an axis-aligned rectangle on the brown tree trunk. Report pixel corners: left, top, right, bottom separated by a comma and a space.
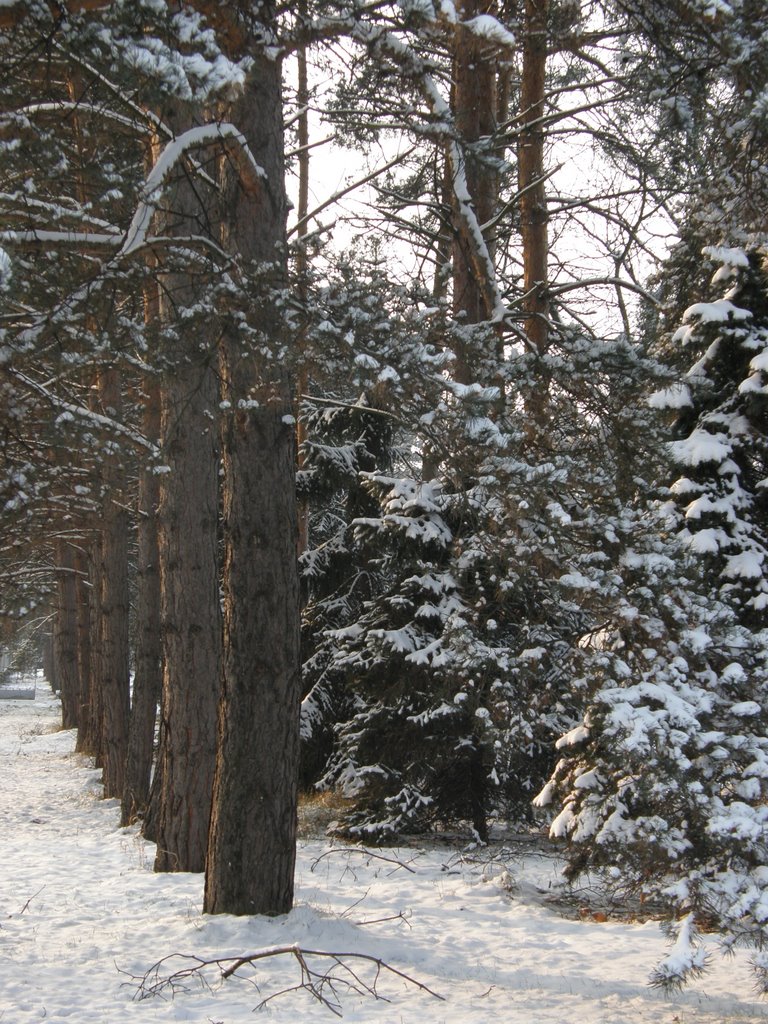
150, 111, 222, 873
451, 0, 500, 384
152, 347, 221, 870
95, 367, 131, 800
296, 0, 311, 556
54, 538, 79, 729
42, 633, 55, 689
121, 375, 162, 826
518, 0, 550, 356
204, 12, 301, 916
84, 539, 103, 760
74, 545, 92, 753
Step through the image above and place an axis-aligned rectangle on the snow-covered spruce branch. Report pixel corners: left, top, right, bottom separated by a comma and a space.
300, 393, 402, 420
129, 946, 444, 1017
18, 100, 151, 138
0, 189, 121, 234
0, 229, 123, 252
5, 124, 255, 348
48, 42, 218, 193
284, 4, 516, 55
1, 229, 231, 266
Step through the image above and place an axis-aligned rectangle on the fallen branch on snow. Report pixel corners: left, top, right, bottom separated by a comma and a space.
127, 944, 444, 1017
310, 844, 419, 874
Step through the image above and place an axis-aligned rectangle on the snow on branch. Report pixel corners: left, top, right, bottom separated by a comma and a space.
19, 100, 150, 137
10, 369, 158, 456
1, 229, 231, 269
650, 914, 710, 992
1, 229, 122, 252
120, 123, 266, 256
348, 23, 508, 324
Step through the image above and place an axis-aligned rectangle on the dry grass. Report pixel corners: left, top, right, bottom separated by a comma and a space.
297, 789, 354, 839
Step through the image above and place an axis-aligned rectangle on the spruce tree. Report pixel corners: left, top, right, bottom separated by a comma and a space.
538, 247, 768, 988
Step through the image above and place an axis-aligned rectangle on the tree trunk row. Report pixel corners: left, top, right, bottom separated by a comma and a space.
48, 2, 300, 918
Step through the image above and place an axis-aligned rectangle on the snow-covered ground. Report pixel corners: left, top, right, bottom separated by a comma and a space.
1, 679, 766, 1024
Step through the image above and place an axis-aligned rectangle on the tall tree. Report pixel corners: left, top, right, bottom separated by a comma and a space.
147, 108, 223, 874
204, 0, 301, 917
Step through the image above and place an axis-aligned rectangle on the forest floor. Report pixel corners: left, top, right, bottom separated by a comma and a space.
1, 678, 766, 1024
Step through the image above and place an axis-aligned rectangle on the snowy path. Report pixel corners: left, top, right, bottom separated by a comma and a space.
0, 681, 766, 1023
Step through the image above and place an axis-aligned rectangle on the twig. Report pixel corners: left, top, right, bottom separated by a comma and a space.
17, 886, 45, 915
356, 909, 413, 929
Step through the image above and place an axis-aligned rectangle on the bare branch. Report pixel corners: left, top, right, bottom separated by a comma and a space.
288, 146, 417, 238
546, 276, 661, 305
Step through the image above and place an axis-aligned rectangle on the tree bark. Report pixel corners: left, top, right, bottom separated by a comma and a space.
150, 109, 222, 873
84, 539, 103, 760
54, 538, 79, 729
204, 9, 301, 916
121, 374, 162, 826
518, 0, 550, 355
153, 342, 221, 870
451, 0, 500, 385
74, 544, 92, 753
296, 0, 310, 556
95, 365, 130, 800
42, 632, 55, 690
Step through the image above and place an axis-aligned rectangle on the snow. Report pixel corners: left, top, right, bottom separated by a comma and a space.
1, 680, 767, 1024
463, 13, 516, 49
648, 382, 693, 410
670, 429, 732, 467
0, 243, 11, 288
681, 299, 752, 325
703, 245, 749, 271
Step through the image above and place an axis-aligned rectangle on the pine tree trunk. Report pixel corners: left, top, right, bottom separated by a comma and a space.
205, 384, 300, 914
153, 347, 221, 870
149, 111, 222, 871
74, 545, 92, 753
451, 0, 499, 386
296, 0, 311, 556
121, 376, 162, 826
518, 0, 550, 356
204, 16, 301, 916
84, 539, 103, 761
96, 367, 130, 800
42, 633, 55, 690
54, 539, 79, 729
